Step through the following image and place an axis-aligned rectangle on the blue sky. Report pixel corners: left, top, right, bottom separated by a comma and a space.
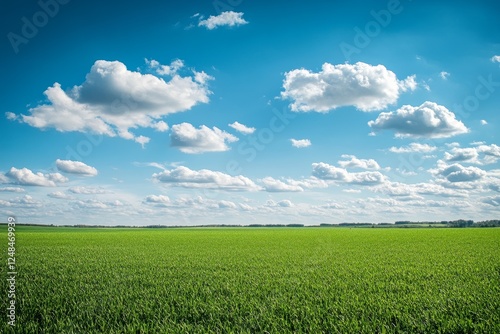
1, 0, 500, 225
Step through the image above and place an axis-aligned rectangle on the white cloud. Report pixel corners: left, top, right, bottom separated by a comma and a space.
481, 120, 488, 125
338, 155, 380, 170
290, 138, 311, 148
74, 199, 109, 209
446, 142, 460, 148
198, 11, 248, 29
373, 182, 468, 198
151, 120, 169, 132
266, 199, 294, 208
286, 177, 329, 190
343, 189, 361, 193
218, 200, 237, 209
170, 123, 238, 154
18, 60, 211, 145
152, 166, 260, 191
491, 55, 500, 63
440, 71, 450, 80
368, 101, 468, 138
444, 148, 479, 163
144, 195, 171, 207
398, 75, 417, 92
477, 144, 500, 159
69, 186, 108, 194
5, 167, 67, 187
4, 195, 42, 208
277, 200, 293, 208
389, 143, 437, 153
443, 144, 500, 165
0, 187, 25, 193
431, 162, 486, 183
260, 177, 304, 192
48, 191, 73, 199
228, 121, 255, 134
135, 135, 150, 148
312, 162, 385, 185
5, 112, 17, 121
281, 62, 416, 112
56, 159, 98, 176
146, 58, 184, 76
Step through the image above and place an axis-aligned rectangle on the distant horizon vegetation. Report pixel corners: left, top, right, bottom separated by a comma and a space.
3, 219, 500, 229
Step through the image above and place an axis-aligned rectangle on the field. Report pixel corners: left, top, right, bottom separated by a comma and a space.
1, 226, 500, 333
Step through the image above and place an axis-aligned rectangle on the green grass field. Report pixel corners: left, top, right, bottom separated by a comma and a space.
1, 226, 500, 333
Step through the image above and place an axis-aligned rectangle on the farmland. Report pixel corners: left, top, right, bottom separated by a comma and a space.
1, 226, 500, 333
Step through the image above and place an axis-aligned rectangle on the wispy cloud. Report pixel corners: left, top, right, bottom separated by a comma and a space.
198, 11, 248, 29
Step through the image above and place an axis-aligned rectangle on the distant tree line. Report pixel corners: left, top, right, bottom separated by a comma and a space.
395, 220, 500, 228
3, 220, 499, 228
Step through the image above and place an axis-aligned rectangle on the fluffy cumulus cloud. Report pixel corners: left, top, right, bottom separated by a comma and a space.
170, 123, 238, 154
431, 162, 486, 183
144, 195, 171, 207
444, 148, 479, 163
260, 177, 304, 192
281, 62, 416, 112
312, 162, 385, 185
4, 167, 67, 187
491, 55, 500, 63
152, 166, 260, 191
228, 121, 255, 134
290, 139, 311, 148
443, 144, 500, 165
266, 199, 294, 208
338, 155, 380, 170
476, 144, 500, 163
368, 101, 468, 138
56, 159, 98, 176
146, 59, 184, 76
17, 60, 211, 145
1, 195, 41, 208
389, 143, 437, 153
198, 11, 248, 29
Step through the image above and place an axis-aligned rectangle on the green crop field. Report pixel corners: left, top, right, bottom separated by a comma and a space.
1, 226, 500, 333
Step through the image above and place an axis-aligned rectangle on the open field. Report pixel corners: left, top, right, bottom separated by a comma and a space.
1, 226, 500, 333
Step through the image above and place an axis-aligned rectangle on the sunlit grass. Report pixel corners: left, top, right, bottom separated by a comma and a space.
1, 226, 499, 333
